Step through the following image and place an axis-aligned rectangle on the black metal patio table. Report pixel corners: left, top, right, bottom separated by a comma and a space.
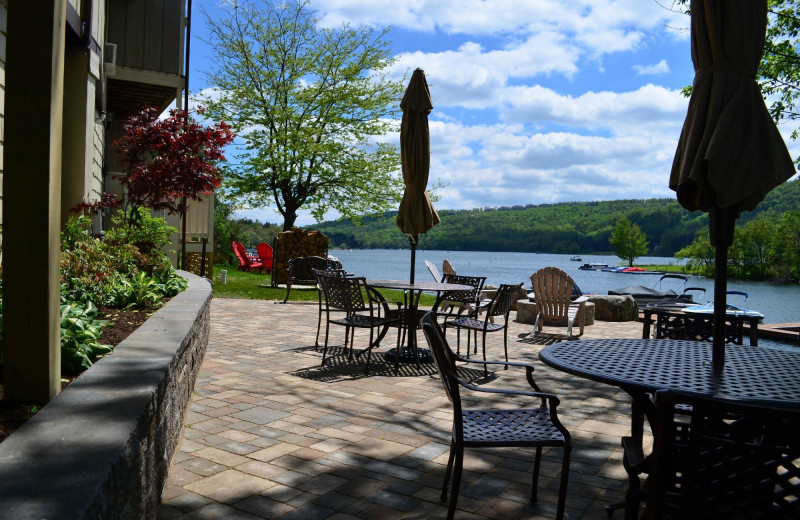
539, 339, 800, 418
539, 338, 800, 517
367, 279, 473, 366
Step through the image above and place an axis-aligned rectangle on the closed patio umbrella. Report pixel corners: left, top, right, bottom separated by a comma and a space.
396, 68, 440, 283
671, 0, 795, 367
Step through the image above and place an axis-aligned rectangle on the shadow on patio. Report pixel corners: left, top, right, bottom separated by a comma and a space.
158, 299, 646, 520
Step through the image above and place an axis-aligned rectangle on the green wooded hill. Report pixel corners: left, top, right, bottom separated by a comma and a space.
312, 179, 800, 256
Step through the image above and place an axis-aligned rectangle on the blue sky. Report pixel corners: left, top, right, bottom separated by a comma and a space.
188, 0, 798, 226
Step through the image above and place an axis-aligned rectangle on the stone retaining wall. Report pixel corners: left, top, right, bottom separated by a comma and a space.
0, 271, 211, 520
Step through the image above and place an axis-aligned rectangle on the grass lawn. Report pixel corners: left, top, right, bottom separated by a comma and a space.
210, 264, 438, 306
637, 263, 690, 274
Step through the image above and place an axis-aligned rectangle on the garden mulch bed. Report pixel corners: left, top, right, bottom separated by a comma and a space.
0, 305, 158, 444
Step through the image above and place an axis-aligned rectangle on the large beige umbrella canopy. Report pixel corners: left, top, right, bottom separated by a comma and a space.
671, 0, 795, 366
396, 68, 440, 283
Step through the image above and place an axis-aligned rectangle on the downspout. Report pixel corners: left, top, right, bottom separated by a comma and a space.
180, 0, 193, 270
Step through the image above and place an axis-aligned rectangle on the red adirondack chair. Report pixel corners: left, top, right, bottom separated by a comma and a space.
256, 242, 273, 274
232, 241, 248, 271
233, 241, 263, 273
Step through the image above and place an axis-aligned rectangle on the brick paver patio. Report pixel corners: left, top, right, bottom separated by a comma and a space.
158, 298, 648, 519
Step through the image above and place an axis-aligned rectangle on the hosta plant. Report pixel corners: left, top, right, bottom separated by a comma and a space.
60, 301, 113, 374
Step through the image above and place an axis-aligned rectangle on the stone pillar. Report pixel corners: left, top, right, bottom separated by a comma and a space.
2, 0, 66, 402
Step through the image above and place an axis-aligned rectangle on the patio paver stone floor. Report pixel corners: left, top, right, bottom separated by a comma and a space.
158, 298, 647, 520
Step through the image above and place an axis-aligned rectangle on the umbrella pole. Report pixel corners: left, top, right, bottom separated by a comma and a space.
712, 244, 728, 368
710, 205, 736, 369
409, 235, 417, 284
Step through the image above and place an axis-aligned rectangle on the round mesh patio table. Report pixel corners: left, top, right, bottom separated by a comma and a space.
367, 279, 473, 365
539, 338, 800, 406
540, 338, 800, 516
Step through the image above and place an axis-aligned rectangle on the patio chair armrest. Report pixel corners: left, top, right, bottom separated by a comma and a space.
458, 380, 563, 417
450, 355, 546, 395
452, 354, 542, 387
459, 378, 559, 404
621, 436, 651, 474
366, 286, 393, 317
451, 352, 534, 371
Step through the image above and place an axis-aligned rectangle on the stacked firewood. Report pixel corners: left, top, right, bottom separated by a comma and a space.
272, 228, 329, 284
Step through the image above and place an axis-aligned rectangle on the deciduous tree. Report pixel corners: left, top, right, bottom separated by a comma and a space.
676, 230, 716, 276
772, 208, 800, 278
732, 215, 775, 279
610, 216, 649, 266
200, 0, 404, 230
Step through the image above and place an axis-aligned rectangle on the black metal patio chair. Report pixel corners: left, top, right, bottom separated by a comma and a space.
643, 390, 800, 519
444, 283, 523, 373
315, 272, 399, 374
420, 312, 572, 520
284, 255, 342, 304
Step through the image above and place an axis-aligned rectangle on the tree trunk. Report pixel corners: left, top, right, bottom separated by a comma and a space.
283, 207, 297, 231
283, 212, 298, 231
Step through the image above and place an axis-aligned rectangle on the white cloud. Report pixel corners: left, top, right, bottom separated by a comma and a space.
634, 59, 670, 75
194, 0, 711, 224
421, 112, 684, 212
492, 84, 688, 137
314, 1, 686, 35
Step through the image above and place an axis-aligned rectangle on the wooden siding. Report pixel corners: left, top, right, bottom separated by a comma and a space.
107, 0, 182, 75
0, 0, 6, 225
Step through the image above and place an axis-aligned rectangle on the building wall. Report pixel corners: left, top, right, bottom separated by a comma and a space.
89, 0, 105, 204
60, 0, 107, 224
0, 0, 7, 228
107, 0, 182, 74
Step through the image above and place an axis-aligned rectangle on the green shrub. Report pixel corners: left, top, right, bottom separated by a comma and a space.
60, 237, 142, 305
60, 213, 186, 308
0, 213, 188, 375
105, 207, 176, 253
118, 271, 164, 308
60, 300, 113, 374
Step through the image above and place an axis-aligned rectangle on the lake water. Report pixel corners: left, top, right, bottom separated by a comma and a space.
333, 249, 800, 325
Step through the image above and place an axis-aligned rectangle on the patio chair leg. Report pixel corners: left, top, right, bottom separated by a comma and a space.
531, 446, 543, 503
481, 330, 488, 377
315, 293, 323, 347
447, 446, 464, 520
321, 321, 331, 365
393, 328, 402, 373
442, 440, 456, 502
503, 327, 509, 368
410, 327, 422, 369
556, 445, 572, 520
363, 329, 373, 375
348, 327, 356, 361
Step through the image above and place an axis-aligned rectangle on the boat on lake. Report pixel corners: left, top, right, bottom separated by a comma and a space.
682, 290, 765, 320
570, 255, 582, 261
578, 262, 609, 270
609, 274, 699, 309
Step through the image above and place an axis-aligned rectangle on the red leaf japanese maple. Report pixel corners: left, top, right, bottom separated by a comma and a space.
114, 106, 235, 221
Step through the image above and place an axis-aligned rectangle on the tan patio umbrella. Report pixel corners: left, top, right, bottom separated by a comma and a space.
670, 0, 795, 367
396, 68, 440, 283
